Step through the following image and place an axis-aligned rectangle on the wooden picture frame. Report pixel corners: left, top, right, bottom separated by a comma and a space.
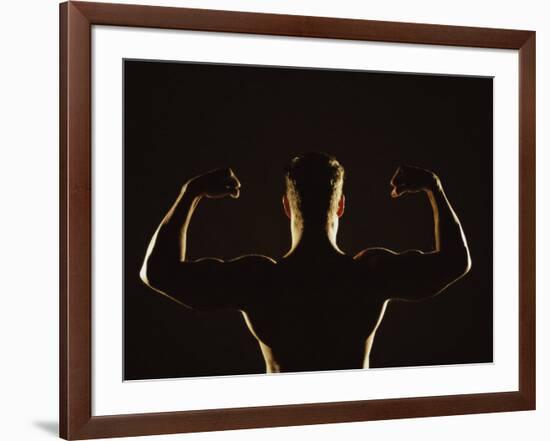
59, 1, 536, 439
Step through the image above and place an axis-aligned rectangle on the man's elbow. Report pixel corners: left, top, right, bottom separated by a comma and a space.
139, 256, 167, 292
459, 243, 472, 278
422, 252, 470, 301
139, 260, 151, 288
447, 246, 472, 282
464, 252, 472, 276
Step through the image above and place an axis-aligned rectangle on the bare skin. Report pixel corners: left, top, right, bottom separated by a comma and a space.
140, 165, 471, 373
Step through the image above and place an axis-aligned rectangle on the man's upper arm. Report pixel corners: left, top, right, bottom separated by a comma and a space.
354, 247, 462, 302
144, 254, 276, 311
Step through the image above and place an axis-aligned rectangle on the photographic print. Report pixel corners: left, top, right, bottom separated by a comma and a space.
60, 4, 535, 437
124, 59, 493, 381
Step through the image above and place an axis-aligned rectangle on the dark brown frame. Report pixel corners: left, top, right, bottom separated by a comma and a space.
59, 1, 536, 439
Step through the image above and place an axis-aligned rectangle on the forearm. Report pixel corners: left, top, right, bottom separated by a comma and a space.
426, 179, 471, 274
141, 181, 202, 285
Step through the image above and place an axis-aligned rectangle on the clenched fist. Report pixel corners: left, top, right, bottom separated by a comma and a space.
187, 167, 241, 199
390, 165, 440, 198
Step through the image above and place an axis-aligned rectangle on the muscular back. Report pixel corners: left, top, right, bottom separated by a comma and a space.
239, 253, 388, 373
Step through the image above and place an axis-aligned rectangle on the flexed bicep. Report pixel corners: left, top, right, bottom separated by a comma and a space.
147, 255, 276, 311
354, 165, 471, 302
354, 247, 466, 302
140, 167, 276, 311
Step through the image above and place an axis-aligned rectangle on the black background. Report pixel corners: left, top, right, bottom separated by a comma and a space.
124, 59, 493, 380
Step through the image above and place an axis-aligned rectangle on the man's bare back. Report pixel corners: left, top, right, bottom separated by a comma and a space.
239, 253, 388, 372
140, 154, 471, 373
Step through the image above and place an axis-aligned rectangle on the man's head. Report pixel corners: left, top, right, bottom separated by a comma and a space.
283, 152, 345, 228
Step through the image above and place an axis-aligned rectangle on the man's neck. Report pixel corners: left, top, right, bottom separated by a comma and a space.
285, 219, 344, 257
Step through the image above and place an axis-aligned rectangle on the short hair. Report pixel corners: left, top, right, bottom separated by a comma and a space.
284, 152, 345, 225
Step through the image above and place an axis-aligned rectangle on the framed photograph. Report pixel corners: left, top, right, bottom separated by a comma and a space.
60, 1, 536, 439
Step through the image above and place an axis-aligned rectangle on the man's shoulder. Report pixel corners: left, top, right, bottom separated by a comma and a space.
193, 254, 277, 265
228, 254, 278, 265
353, 247, 398, 261
352, 247, 402, 273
